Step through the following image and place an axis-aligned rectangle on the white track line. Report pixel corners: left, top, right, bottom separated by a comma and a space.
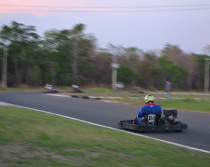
2, 102, 210, 154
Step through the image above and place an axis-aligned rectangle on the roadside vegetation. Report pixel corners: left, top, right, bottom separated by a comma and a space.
1, 21, 210, 92
0, 106, 209, 167
71, 88, 210, 113
158, 98, 210, 112
102, 97, 210, 113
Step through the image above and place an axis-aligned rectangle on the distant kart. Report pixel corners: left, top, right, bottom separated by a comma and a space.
44, 84, 59, 93
118, 109, 188, 132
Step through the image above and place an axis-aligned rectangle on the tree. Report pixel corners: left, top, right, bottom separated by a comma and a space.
70, 24, 85, 84
161, 44, 198, 89
43, 24, 96, 86
91, 51, 112, 85
204, 45, 210, 56
192, 54, 210, 90
158, 56, 187, 84
0, 21, 206, 90
43, 29, 73, 86
118, 66, 137, 85
0, 21, 40, 86
136, 53, 162, 89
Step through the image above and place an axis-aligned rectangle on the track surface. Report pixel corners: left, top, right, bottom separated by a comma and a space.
0, 91, 210, 152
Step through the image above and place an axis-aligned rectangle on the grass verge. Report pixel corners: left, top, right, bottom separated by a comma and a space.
158, 98, 210, 112
72, 88, 210, 112
84, 88, 113, 92
110, 97, 210, 112
0, 106, 209, 167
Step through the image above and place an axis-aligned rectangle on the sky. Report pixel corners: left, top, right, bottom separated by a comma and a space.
0, 0, 210, 54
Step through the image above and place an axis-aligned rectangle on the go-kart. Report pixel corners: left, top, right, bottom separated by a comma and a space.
118, 109, 188, 132
43, 84, 59, 93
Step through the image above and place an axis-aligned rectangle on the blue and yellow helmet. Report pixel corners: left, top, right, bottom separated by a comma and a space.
144, 95, 154, 103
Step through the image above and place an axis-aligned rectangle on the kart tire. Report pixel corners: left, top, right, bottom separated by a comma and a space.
175, 121, 183, 132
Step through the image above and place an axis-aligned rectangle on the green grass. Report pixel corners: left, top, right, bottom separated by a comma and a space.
158, 98, 210, 112
107, 97, 210, 112
84, 88, 117, 93
0, 106, 209, 167
71, 88, 210, 112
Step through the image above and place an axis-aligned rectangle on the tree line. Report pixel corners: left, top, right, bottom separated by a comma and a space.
0, 21, 209, 90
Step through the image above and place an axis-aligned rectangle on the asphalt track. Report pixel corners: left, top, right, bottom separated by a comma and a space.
0, 91, 210, 152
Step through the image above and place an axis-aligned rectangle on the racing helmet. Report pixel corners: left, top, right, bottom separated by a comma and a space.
144, 94, 154, 103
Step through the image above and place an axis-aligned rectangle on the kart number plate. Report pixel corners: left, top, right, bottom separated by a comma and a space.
148, 114, 156, 123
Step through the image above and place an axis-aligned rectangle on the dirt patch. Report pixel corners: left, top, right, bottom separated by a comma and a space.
64, 148, 102, 158
0, 143, 103, 166
0, 143, 69, 161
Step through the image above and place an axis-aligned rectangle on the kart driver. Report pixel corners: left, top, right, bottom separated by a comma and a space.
135, 95, 162, 123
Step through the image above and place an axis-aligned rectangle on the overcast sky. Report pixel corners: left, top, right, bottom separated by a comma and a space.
0, 0, 210, 54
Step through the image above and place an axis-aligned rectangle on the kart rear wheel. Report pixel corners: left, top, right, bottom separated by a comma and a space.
175, 121, 183, 132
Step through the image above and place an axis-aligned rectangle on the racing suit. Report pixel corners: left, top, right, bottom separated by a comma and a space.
136, 102, 162, 123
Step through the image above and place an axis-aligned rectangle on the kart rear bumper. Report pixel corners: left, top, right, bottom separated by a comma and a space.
118, 120, 188, 132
